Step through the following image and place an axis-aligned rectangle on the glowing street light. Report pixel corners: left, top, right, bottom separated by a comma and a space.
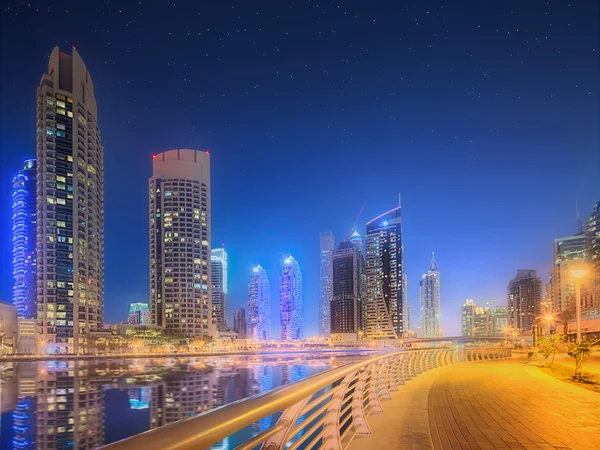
570, 266, 588, 343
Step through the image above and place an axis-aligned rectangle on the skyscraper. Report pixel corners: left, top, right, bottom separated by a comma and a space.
36, 47, 104, 354
582, 201, 600, 315
280, 255, 304, 340
249, 264, 271, 341
507, 270, 543, 335
551, 234, 586, 313
319, 232, 335, 337
127, 302, 150, 325
233, 308, 247, 339
149, 149, 214, 337
492, 306, 509, 336
12, 159, 37, 319
420, 253, 440, 338
211, 247, 228, 329
365, 204, 405, 340
331, 238, 365, 337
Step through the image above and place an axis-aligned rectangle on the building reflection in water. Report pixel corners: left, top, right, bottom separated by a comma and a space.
0, 352, 375, 449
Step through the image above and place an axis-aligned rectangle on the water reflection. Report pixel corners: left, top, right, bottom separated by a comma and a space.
0, 351, 374, 449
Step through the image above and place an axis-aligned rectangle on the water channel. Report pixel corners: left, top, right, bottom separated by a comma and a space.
0, 350, 378, 449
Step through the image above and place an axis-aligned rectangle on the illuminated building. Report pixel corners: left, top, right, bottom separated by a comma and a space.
233, 308, 247, 338
149, 149, 214, 337
248, 265, 271, 341
36, 47, 104, 354
12, 159, 37, 320
406, 301, 413, 332
420, 253, 440, 338
279, 256, 304, 340
507, 270, 542, 334
551, 234, 586, 313
127, 302, 150, 325
582, 201, 600, 315
319, 232, 335, 337
211, 248, 228, 328
462, 299, 493, 337
365, 204, 405, 339
330, 238, 365, 337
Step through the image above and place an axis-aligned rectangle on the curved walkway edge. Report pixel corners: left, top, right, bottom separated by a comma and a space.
350, 357, 600, 450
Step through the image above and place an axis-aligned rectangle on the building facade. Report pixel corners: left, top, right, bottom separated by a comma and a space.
551, 234, 586, 313
0, 301, 18, 354
249, 264, 271, 341
36, 47, 104, 354
149, 149, 214, 337
279, 255, 304, 340
330, 239, 365, 337
420, 254, 440, 338
211, 247, 228, 329
233, 308, 247, 339
462, 299, 495, 337
582, 201, 600, 317
319, 232, 335, 337
13, 159, 37, 320
507, 270, 543, 335
365, 205, 405, 340
127, 302, 150, 325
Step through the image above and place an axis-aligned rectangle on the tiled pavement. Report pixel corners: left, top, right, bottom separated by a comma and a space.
350, 357, 600, 450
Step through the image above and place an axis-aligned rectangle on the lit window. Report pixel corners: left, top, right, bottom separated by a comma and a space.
67, 111, 73, 118
67, 155, 73, 162
56, 198, 66, 205
57, 130, 65, 137
56, 100, 66, 108
47, 196, 55, 204
78, 115, 86, 124
56, 93, 66, 100
56, 108, 66, 115
57, 123, 65, 130
57, 221, 66, 227
46, 98, 55, 106
66, 96, 73, 103
46, 128, 55, 136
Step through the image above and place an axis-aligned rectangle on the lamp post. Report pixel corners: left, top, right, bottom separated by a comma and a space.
570, 267, 588, 344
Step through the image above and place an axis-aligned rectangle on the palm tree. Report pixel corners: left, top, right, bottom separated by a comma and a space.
567, 338, 599, 376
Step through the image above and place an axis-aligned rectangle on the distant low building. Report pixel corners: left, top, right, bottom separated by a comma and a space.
0, 301, 18, 354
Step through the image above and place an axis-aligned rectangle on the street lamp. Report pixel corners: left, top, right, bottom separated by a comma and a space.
570, 267, 588, 343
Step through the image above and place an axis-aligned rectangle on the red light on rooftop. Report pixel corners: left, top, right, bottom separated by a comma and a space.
152, 154, 156, 158
205, 149, 210, 154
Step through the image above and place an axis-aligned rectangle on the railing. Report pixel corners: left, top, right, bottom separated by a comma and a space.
102, 346, 511, 450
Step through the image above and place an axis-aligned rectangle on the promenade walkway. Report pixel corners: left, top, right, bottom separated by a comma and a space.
350, 356, 600, 450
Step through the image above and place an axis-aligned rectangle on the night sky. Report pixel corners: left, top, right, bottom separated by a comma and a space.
0, 1, 598, 336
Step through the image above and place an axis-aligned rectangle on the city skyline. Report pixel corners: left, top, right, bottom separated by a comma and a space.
0, 2, 598, 337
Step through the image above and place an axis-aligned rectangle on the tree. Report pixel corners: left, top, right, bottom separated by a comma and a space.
567, 338, 599, 376
537, 334, 564, 364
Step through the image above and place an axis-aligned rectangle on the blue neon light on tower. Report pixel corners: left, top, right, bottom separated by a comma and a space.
12, 159, 37, 319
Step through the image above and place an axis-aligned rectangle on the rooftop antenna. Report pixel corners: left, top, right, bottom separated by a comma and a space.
398, 192, 402, 208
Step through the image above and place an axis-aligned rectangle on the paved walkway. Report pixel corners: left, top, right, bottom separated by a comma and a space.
350, 357, 600, 450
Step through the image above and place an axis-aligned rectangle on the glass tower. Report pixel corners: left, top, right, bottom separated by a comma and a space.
211, 247, 228, 328
420, 253, 440, 338
12, 159, 37, 319
319, 232, 335, 337
127, 302, 150, 325
365, 205, 405, 339
36, 47, 104, 354
249, 264, 271, 341
279, 256, 304, 340
149, 149, 214, 337
331, 238, 365, 335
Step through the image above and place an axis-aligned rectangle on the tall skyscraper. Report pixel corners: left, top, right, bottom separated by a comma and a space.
365, 204, 405, 340
149, 149, 214, 337
507, 270, 543, 334
233, 308, 247, 339
12, 159, 37, 319
331, 238, 365, 337
211, 247, 228, 328
280, 255, 304, 340
406, 302, 413, 332
551, 234, 586, 313
249, 264, 271, 341
319, 232, 335, 337
127, 302, 150, 325
420, 253, 440, 338
36, 47, 104, 354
